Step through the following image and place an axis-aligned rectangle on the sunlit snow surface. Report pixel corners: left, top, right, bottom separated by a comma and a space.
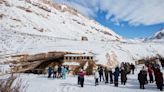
0, 65, 161, 92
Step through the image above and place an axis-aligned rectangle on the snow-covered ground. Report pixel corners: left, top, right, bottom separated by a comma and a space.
0, 65, 161, 92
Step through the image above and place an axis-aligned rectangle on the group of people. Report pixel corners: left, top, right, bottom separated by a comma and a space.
47, 62, 163, 91
47, 65, 69, 79
76, 62, 135, 87
94, 63, 135, 87
138, 64, 163, 91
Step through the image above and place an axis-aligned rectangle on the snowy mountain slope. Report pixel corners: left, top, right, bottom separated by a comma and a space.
145, 28, 164, 42
0, 0, 121, 41
1, 29, 164, 66
152, 28, 164, 39
0, 0, 164, 68
151, 28, 164, 40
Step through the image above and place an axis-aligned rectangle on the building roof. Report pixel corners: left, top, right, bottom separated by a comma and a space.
64, 54, 93, 57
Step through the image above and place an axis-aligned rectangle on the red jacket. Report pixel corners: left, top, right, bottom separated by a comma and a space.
156, 72, 163, 84
148, 67, 153, 75
79, 71, 85, 78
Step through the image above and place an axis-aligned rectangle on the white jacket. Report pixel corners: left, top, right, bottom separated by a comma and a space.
94, 71, 99, 79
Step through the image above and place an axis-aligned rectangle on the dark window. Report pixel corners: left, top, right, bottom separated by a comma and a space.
69, 57, 72, 60
74, 57, 76, 59
65, 57, 68, 60
91, 57, 93, 60
77, 57, 79, 60
87, 57, 90, 60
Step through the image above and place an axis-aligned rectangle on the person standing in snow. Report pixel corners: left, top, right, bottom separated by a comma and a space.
104, 67, 109, 83
94, 69, 99, 86
61, 66, 67, 79
138, 68, 147, 89
147, 66, 154, 83
53, 65, 58, 78
113, 67, 120, 87
57, 65, 62, 78
155, 68, 163, 91
130, 63, 135, 74
79, 69, 85, 87
98, 66, 104, 82
142, 66, 148, 84
77, 70, 80, 85
120, 67, 127, 85
109, 68, 113, 84
48, 66, 52, 78
138, 70, 145, 89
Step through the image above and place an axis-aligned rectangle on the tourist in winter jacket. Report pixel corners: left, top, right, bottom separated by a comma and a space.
142, 66, 148, 84
104, 67, 109, 83
98, 66, 104, 82
77, 71, 80, 85
94, 69, 99, 86
53, 65, 58, 78
79, 69, 85, 87
48, 66, 52, 78
138, 70, 147, 89
61, 66, 67, 79
109, 68, 113, 84
130, 63, 135, 74
120, 67, 127, 85
58, 65, 62, 78
148, 66, 154, 83
113, 67, 120, 87
155, 69, 163, 91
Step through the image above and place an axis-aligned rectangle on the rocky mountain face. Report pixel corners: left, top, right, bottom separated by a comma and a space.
152, 28, 164, 39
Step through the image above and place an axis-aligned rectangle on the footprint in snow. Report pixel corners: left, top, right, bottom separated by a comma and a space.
61, 86, 76, 92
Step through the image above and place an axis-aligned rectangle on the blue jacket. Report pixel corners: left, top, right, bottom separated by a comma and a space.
114, 70, 120, 81
48, 67, 52, 74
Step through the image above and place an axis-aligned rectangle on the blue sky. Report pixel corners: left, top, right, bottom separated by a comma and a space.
54, 0, 164, 38
95, 11, 164, 38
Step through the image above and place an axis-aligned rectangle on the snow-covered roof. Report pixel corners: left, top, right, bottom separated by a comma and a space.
64, 54, 93, 57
